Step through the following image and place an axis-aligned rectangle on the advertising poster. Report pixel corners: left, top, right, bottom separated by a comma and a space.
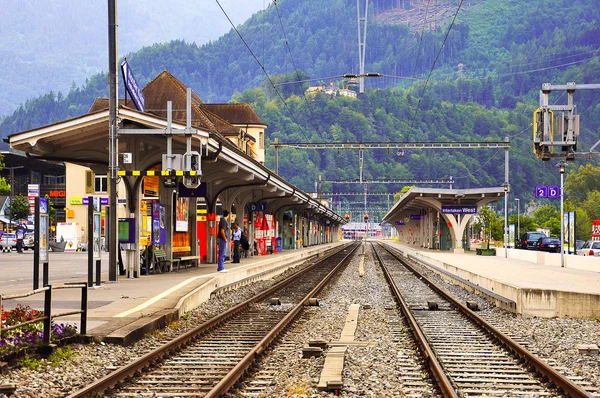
93, 213, 101, 259
567, 211, 576, 254
509, 224, 515, 247
175, 197, 188, 232
152, 203, 166, 244
39, 214, 48, 262
144, 175, 159, 197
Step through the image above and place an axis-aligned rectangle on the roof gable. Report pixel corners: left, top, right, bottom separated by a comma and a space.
142, 70, 216, 132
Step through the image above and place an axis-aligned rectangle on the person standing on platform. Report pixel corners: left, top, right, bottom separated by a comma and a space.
15, 223, 25, 253
217, 210, 230, 273
232, 222, 242, 263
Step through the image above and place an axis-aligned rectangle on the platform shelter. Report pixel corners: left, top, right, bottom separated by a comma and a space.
6, 70, 344, 279
382, 187, 506, 253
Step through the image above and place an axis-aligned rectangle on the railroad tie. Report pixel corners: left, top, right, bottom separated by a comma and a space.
317, 303, 360, 391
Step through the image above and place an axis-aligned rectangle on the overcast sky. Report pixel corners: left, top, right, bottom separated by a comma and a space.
0, 0, 270, 115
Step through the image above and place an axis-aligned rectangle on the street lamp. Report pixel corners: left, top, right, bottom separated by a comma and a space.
515, 198, 520, 244
558, 161, 568, 267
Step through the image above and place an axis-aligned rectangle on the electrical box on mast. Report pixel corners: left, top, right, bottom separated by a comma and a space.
183, 151, 201, 189
533, 82, 583, 161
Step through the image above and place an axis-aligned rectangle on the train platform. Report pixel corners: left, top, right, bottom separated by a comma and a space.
381, 240, 600, 318
1, 241, 345, 345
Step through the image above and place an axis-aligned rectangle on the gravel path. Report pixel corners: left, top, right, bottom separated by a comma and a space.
1, 243, 599, 397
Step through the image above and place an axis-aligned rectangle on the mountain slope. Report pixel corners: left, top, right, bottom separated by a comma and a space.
1, 0, 599, 210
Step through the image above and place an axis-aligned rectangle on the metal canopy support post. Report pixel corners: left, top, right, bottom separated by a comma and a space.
108, 0, 119, 282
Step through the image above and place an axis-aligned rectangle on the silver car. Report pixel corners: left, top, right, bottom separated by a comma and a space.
0, 233, 17, 249
23, 232, 35, 250
576, 240, 600, 257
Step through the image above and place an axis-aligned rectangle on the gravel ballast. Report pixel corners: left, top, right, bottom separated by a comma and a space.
1, 243, 599, 397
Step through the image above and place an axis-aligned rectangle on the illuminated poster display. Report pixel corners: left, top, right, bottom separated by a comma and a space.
175, 197, 188, 232
152, 203, 166, 245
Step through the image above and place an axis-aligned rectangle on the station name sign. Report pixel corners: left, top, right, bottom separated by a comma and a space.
70, 197, 109, 206
121, 60, 145, 112
442, 205, 477, 214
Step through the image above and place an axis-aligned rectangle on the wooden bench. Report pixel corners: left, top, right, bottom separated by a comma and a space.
154, 249, 181, 273
176, 255, 200, 269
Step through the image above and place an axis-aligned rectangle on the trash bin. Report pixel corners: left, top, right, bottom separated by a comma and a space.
276, 237, 282, 252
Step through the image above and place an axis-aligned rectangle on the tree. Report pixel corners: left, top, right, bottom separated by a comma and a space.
0, 153, 9, 194
478, 205, 503, 244
564, 164, 600, 207
6, 195, 30, 226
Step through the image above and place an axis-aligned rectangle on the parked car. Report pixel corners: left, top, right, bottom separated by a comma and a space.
519, 231, 547, 250
535, 237, 561, 253
23, 232, 35, 250
576, 240, 600, 257
0, 233, 17, 250
576, 240, 586, 251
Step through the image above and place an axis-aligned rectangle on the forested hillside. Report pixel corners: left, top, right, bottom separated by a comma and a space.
1, 0, 599, 212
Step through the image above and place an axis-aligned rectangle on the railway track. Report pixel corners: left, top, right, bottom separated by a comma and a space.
373, 242, 593, 398
66, 242, 358, 398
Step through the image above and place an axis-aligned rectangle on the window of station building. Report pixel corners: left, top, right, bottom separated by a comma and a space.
259, 131, 264, 149
44, 175, 66, 185
95, 175, 108, 193
31, 171, 41, 184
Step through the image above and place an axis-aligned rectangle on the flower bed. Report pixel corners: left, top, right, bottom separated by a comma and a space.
1, 304, 78, 360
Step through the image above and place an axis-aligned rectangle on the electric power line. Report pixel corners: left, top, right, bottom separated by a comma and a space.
273, 1, 322, 135
410, 0, 465, 130
215, 0, 311, 139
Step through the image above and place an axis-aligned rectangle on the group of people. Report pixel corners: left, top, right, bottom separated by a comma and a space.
217, 210, 250, 273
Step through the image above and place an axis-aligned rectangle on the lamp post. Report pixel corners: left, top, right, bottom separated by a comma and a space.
558, 161, 567, 267
515, 198, 520, 244
363, 214, 369, 255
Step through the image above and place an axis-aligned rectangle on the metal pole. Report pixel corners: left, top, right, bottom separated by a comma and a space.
33, 197, 40, 289
516, 198, 520, 241
560, 168, 565, 267
504, 136, 509, 258
108, 0, 119, 282
88, 196, 93, 287
274, 138, 279, 175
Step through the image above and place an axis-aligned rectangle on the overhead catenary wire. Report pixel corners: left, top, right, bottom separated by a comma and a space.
552, 44, 600, 105
273, 0, 322, 135
215, 0, 311, 139
412, 0, 431, 79
410, 0, 464, 130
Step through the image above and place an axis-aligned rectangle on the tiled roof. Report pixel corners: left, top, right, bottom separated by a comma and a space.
201, 103, 266, 126
142, 71, 216, 132
86, 71, 263, 139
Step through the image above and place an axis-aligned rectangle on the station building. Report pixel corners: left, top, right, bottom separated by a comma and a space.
6, 70, 344, 276
0, 151, 66, 232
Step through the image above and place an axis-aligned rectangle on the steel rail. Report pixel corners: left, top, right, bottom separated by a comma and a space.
66, 242, 356, 397
371, 243, 458, 397
204, 242, 360, 397
379, 242, 592, 398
